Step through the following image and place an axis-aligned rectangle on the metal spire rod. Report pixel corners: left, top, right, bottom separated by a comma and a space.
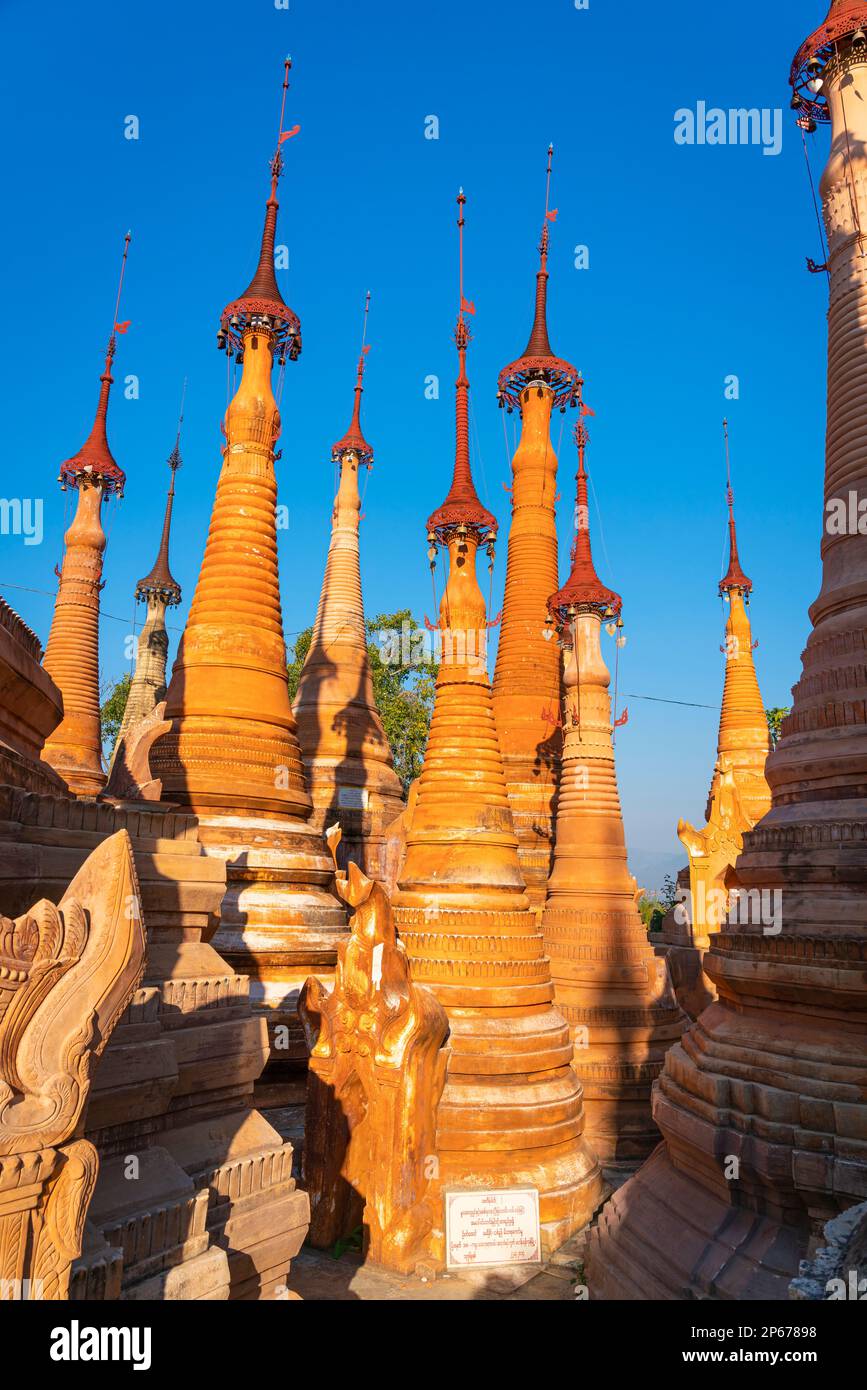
111, 231, 132, 332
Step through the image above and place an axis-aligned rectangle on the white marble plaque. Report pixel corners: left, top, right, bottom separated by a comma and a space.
444, 1188, 541, 1269
337, 786, 368, 810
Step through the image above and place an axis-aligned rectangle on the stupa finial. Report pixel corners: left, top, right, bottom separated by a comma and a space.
498, 145, 580, 415
59, 231, 131, 496
426, 190, 496, 543
332, 290, 374, 466
790, 1, 867, 123
135, 381, 184, 607
548, 378, 622, 621
218, 56, 302, 365
719, 418, 752, 596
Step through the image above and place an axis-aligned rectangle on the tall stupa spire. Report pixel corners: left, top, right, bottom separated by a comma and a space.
657, 424, 771, 1008
330, 290, 374, 464
42, 232, 131, 796
108, 388, 186, 780
217, 57, 301, 366
542, 410, 684, 1164
719, 418, 752, 595
293, 293, 404, 880
150, 58, 346, 1108
392, 192, 603, 1256
590, 4, 867, 1299
426, 192, 496, 540
492, 149, 579, 913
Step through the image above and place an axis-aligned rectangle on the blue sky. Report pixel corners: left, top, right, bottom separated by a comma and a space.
0, 0, 830, 868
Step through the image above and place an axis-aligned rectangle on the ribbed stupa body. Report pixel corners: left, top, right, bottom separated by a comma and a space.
708, 588, 772, 827
543, 612, 685, 1164
293, 448, 404, 880
589, 13, 867, 1299
150, 327, 345, 1106
392, 534, 602, 1250
492, 385, 562, 914
42, 480, 108, 796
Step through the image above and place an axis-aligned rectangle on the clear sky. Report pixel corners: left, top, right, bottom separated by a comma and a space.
0, 0, 831, 871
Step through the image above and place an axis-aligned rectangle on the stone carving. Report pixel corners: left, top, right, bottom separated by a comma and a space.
299, 826, 449, 1272
105, 701, 170, 803
0, 830, 145, 1299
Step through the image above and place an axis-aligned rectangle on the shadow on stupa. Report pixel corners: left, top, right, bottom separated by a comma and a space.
529, 725, 562, 878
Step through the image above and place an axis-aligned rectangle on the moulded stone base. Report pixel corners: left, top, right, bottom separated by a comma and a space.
436, 1139, 604, 1258
200, 812, 347, 1105
587, 1144, 807, 1300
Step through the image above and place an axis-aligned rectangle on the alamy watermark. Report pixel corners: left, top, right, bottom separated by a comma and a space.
675, 883, 782, 935
377, 621, 488, 677
674, 102, 783, 157
0, 497, 43, 545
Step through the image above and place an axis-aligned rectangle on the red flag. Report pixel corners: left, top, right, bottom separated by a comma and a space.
278, 124, 301, 143
461, 296, 476, 316
613, 707, 629, 729
546, 208, 558, 222
362, 344, 372, 355
114, 320, 131, 334
580, 402, 595, 417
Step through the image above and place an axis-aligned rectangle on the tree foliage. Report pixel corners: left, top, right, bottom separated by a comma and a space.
638, 872, 678, 933
100, 673, 131, 748
765, 706, 790, 749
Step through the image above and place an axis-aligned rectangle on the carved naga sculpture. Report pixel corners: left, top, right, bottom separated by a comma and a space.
299, 825, 449, 1273
0, 830, 145, 1300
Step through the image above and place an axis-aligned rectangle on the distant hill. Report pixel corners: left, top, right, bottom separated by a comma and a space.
627, 848, 685, 897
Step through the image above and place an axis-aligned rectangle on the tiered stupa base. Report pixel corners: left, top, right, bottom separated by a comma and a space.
544, 906, 685, 1166
393, 902, 604, 1251
588, 1144, 806, 1300
203, 813, 347, 1110
588, 908, 867, 1297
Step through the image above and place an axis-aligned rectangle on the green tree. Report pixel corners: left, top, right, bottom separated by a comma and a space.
766, 706, 790, 749
286, 609, 438, 792
286, 628, 312, 701
100, 673, 131, 750
367, 610, 438, 791
638, 873, 678, 934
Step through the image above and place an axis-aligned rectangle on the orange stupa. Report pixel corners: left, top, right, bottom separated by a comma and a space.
392, 192, 602, 1251
542, 408, 685, 1165
42, 235, 131, 796
149, 61, 345, 1108
492, 147, 581, 914
292, 295, 405, 880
